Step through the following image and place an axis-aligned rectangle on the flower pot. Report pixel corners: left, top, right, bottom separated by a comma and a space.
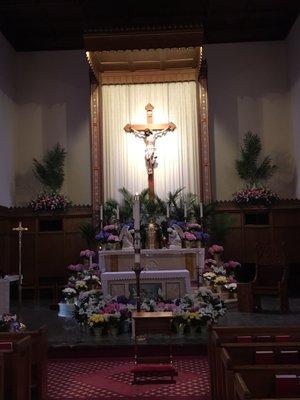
120, 320, 131, 334
190, 325, 201, 336
109, 326, 119, 337
93, 327, 103, 337
58, 303, 75, 318
175, 323, 186, 337
214, 285, 223, 294
184, 240, 192, 249
195, 240, 202, 248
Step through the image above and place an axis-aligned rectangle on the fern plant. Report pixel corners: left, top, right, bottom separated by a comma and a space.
33, 143, 66, 192
235, 132, 277, 188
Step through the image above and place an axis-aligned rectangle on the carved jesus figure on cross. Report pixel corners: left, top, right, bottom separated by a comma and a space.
124, 104, 176, 195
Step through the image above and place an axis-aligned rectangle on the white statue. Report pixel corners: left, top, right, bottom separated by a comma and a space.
119, 225, 134, 250
124, 123, 176, 175
167, 224, 183, 249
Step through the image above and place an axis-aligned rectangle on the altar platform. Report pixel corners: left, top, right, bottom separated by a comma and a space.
10, 296, 300, 352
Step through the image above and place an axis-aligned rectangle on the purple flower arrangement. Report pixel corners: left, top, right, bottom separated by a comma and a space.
95, 224, 119, 243
233, 187, 279, 206
169, 220, 209, 245
29, 191, 70, 212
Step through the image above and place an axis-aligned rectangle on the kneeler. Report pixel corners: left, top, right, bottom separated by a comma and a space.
131, 311, 177, 384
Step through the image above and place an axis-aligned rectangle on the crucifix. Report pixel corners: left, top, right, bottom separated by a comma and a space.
12, 221, 28, 307
124, 103, 176, 196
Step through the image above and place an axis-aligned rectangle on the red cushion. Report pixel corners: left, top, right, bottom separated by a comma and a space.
132, 364, 176, 373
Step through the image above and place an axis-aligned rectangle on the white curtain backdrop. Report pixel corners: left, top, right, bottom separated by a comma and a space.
102, 81, 200, 201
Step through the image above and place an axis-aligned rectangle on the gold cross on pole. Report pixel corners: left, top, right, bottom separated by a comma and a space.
12, 221, 28, 308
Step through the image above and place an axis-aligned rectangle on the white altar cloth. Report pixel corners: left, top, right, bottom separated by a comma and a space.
98, 248, 205, 281
101, 269, 191, 299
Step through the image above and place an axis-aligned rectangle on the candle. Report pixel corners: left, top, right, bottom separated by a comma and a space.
133, 193, 140, 230
184, 203, 187, 219
200, 202, 203, 218
100, 205, 103, 220
116, 205, 120, 220
166, 203, 170, 218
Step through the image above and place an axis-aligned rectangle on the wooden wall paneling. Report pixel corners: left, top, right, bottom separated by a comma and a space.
36, 233, 65, 278
273, 227, 300, 263
64, 232, 87, 267
64, 216, 92, 232
243, 227, 272, 263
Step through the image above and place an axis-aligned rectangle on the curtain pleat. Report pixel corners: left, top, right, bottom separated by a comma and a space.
102, 82, 200, 201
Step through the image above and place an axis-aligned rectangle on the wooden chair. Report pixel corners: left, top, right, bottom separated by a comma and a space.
251, 243, 289, 312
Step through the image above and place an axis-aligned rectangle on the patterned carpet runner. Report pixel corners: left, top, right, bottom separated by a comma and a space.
48, 356, 210, 400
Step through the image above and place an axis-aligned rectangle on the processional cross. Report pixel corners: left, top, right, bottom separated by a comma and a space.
12, 221, 28, 307
124, 104, 176, 196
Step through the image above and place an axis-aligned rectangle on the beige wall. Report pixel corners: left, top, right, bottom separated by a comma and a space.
287, 15, 300, 198
1, 36, 298, 207
206, 41, 294, 201
0, 33, 16, 206
14, 50, 91, 205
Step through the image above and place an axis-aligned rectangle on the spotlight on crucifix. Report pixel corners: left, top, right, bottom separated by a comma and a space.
124, 104, 176, 197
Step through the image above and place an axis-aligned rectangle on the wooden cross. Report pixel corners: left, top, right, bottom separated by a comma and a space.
124, 103, 176, 197
12, 221, 28, 307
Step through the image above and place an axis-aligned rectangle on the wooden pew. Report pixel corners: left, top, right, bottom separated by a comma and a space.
234, 369, 300, 399
207, 324, 300, 400
0, 336, 31, 400
221, 345, 300, 399
0, 326, 47, 400
0, 353, 4, 400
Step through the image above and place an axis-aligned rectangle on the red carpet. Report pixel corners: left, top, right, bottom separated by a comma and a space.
48, 356, 210, 400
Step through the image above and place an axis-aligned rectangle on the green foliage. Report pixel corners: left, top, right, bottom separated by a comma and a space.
200, 202, 232, 244
103, 198, 119, 225
33, 143, 66, 192
79, 222, 97, 247
207, 213, 233, 244
235, 132, 277, 188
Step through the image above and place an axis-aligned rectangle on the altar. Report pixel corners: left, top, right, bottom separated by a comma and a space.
98, 248, 205, 281
101, 269, 191, 299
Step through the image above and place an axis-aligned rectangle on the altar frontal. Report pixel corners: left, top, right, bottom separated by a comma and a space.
101, 270, 191, 300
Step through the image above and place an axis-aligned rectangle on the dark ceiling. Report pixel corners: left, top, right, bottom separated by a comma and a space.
0, 0, 299, 51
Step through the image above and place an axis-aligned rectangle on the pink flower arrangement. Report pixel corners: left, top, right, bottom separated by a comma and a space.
186, 223, 202, 229
103, 224, 118, 231
233, 187, 279, 206
107, 234, 120, 243
29, 191, 70, 211
80, 250, 95, 258
182, 232, 197, 241
208, 244, 224, 255
225, 260, 240, 270
68, 264, 84, 272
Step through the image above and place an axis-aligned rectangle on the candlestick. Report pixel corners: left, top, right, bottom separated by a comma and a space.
200, 202, 203, 219
166, 203, 170, 219
116, 205, 120, 220
100, 205, 103, 220
133, 193, 140, 230
184, 203, 187, 219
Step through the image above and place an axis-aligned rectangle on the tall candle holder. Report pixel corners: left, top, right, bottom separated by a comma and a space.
132, 193, 143, 312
